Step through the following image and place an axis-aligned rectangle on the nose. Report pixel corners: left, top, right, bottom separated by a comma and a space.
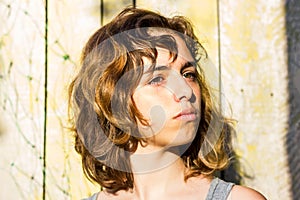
166, 70, 193, 102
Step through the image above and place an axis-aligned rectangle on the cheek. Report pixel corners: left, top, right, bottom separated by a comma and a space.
133, 91, 153, 119
132, 88, 175, 138
133, 90, 170, 121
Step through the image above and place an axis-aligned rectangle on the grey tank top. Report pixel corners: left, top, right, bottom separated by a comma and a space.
82, 177, 234, 200
205, 177, 235, 200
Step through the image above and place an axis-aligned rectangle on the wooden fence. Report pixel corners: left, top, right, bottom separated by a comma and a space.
0, 0, 299, 199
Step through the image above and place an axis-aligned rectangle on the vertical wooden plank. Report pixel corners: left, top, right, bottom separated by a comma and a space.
0, 0, 45, 199
102, 0, 133, 25
47, 0, 100, 199
219, 0, 291, 199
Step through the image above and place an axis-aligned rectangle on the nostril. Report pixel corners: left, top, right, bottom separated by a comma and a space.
189, 93, 196, 103
177, 92, 195, 102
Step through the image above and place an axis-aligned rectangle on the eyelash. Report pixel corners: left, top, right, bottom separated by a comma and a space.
182, 71, 197, 81
148, 76, 165, 86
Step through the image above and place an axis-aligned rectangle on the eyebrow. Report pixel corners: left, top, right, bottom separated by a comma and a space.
181, 61, 197, 71
143, 65, 169, 74
143, 61, 197, 74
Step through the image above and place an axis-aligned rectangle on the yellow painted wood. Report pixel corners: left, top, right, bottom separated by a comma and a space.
219, 0, 291, 199
102, 0, 133, 25
46, 0, 100, 199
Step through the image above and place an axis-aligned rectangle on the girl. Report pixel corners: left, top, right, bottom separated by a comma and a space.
68, 7, 266, 200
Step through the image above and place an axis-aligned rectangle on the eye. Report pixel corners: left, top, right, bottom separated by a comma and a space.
182, 71, 196, 81
148, 76, 165, 86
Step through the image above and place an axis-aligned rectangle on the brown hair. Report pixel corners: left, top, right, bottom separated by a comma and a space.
68, 7, 234, 193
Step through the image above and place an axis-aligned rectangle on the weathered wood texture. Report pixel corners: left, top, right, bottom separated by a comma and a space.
220, 1, 291, 199
46, 1, 100, 199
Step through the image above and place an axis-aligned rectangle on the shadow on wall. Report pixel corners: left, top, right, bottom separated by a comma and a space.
219, 126, 242, 185
285, 0, 300, 200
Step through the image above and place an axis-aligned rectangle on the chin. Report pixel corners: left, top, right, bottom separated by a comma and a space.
167, 130, 197, 148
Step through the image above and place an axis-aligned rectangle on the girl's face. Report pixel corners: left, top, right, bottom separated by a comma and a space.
132, 36, 201, 149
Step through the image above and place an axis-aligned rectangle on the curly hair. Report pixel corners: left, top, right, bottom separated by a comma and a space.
68, 7, 235, 193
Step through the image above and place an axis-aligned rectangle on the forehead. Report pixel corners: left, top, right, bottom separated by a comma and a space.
172, 34, 194, 61
143, 34, 194, 70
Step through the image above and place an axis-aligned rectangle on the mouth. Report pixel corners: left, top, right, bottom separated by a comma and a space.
173, 108, 197, 121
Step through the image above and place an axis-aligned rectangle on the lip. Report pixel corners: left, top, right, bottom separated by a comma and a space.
173, 108, 197, 121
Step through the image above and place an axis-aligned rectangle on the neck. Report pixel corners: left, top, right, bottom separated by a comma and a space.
130, 145, 187, 199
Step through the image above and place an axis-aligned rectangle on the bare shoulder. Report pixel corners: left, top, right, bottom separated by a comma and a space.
229, 185, 267, 200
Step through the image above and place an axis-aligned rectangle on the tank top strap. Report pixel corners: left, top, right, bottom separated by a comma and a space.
205, 177, 235, 200
82, 192, 98, 200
